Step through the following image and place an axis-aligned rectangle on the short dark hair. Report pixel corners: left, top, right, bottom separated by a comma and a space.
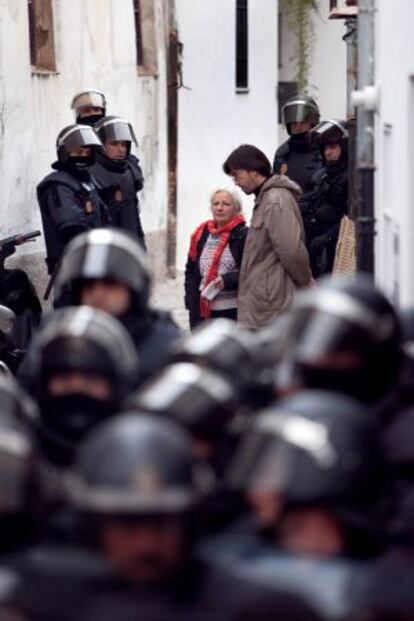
223, 144, 271, 177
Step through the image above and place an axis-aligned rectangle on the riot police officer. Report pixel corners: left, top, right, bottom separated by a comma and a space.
273, 93, 322, 192
37, 124, 109, 282
61, 412, 313, 620
303, 120, 349, 277
170, 318, 256, 392
20, 306, 138, 467
71, 89, 107, 126
92, 116, 146, 248
199, 390, 385, 620
54, 228, 181, 385
127, 361, 242, 475
228, 390, 385, 556
275, 274, 402, 407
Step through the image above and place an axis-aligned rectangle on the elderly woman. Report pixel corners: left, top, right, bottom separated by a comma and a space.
184, 189, 248, 329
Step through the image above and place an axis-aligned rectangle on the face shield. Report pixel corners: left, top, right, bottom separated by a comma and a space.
279, 289, 399, 402
284, 287, 397, 369
227, 411, 337, 497
283, 310, 369, 372
55, 229, 151, 302
282, 100, 320, 127
57, 125, 102, 151
95, 118, 137, 146
309, 120, 348, 148
71, 90, 106, 113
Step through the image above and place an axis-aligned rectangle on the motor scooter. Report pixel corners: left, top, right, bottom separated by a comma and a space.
0, 230, 42, 371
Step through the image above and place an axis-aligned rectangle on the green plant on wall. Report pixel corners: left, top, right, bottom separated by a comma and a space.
280, 0, 320, 92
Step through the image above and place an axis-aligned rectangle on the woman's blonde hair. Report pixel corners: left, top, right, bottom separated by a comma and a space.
210, 188, 243, 214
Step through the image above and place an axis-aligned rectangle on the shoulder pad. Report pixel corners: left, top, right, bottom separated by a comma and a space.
37, 171, 85, 194
275, 141, 290, 158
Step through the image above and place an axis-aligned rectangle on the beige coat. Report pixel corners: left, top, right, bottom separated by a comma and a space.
238, 174, 312, 328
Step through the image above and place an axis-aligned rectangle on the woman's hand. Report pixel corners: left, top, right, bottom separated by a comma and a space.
212, 276, 225, 290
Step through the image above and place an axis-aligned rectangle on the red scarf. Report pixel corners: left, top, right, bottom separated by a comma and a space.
188, 215, 246, 319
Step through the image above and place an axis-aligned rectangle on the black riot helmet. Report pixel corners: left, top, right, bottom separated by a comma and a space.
276, 274, 401, 404
170, 319, 257, 392
227, 390, 381, 507
127, 362, 240, 442
71, 89, 107, 125
25, 306, 138, 399
309, 119, 348, 160
22, 307, 138, 458
55, 228, 151, 313
94, 116, 137, 157
56, 124, 102, 165
282, 93, 320, 135
65, 413, 212, 515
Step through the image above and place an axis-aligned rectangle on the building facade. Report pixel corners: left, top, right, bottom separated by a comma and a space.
175, 0, 279, 270
278, 1, 347, 142
0, 0, 171, 296
374, 0, 414, 307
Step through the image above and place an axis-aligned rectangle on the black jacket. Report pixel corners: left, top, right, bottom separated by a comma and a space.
2, 548, 302, 621
184, 222, 248, 327
37, 163, 109, 275
302, 160, 348, 277
273, 135, 322, 193
91, 152, 145, 249
120, 309, 182, 386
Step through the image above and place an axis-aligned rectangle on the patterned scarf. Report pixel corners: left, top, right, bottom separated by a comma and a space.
188, 215, 245, 319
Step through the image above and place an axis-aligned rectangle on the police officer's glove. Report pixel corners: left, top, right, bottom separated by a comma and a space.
309, 235, 329, 255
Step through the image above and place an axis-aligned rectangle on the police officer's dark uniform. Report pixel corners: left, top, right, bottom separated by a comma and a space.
273, 94, 322, 192
54, 228, 181, 386
1, 413, 318, 620
199, 390, 386, 621
37, 125, 109, 280
91, 116, 146, 248
302, 120, 349, 277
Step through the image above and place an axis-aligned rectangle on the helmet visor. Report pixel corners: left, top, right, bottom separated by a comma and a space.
309, 120, 348, 146
95, 119, 137, 145
283, 308, 371, 370
72, 91, 106, 111
58, 125, 102, 150
283, 102, 319, 126
56, 235, 149, 296
227, 429, 288, 492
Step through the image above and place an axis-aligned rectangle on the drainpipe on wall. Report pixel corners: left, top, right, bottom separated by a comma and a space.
344, 15, 358, 220
166, 7, 178, 278
352, 0, 378, 274
328, 1, 358, 219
